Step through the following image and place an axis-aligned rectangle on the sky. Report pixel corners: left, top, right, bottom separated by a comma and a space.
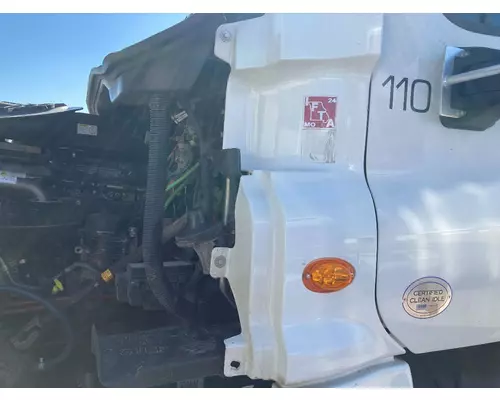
0, 14, 188, 111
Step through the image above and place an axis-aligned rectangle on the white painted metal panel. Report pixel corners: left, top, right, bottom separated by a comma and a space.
367, 14, 500, 353
212, 13, 404, 387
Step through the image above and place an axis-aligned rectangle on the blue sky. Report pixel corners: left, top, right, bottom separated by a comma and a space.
0, 14, 187, 110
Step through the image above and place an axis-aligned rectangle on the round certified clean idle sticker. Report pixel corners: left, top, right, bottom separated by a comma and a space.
402, 277, 452, 319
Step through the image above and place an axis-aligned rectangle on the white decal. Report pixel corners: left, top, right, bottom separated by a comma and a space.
77, 123, 98, 136
302, 95, 337, 163
0, 170, 22, 184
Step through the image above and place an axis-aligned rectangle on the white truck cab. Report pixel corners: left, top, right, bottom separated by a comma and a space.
206, 13, 500, 387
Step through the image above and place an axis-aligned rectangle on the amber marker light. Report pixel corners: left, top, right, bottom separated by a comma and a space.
302, 258, 355, 293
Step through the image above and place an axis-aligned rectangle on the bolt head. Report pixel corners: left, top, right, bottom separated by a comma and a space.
214, 255, 226, 268
220, 30, 232, 42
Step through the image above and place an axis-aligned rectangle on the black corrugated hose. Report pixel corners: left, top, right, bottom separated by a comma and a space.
143, 94, 178, 316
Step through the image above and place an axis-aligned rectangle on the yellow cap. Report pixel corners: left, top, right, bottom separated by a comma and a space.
51, 278, 64, 295
101, 269, 114, 283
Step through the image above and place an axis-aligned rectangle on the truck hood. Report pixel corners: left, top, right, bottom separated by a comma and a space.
86, 13, 262, 115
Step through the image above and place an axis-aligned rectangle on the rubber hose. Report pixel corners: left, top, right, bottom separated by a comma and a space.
0, 256, 40, 291
0, 285, 74, 371
53, 262, 100, 281
143, 94, 178, 316
0, 181, 47, 202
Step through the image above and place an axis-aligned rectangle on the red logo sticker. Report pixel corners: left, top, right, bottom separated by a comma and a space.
303, 96, 337, 129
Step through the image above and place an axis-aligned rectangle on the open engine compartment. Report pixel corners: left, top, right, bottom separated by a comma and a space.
0, 13, 267, 388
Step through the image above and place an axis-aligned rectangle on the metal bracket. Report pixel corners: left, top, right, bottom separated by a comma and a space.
440, 46, 500, 119
210, 247, 230, 279
440, 46, 467, 118
224, 334, 246, 378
